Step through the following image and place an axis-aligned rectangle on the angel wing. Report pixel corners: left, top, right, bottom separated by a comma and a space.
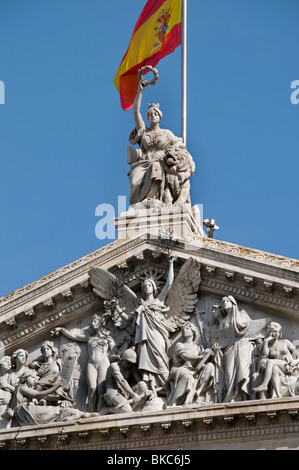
164, 257, 201, 331
88, 267, 139, 313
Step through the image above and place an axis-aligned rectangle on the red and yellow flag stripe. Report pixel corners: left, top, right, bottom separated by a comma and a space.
114, 0, 182, 110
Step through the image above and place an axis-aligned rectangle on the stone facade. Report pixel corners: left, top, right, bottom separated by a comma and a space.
0, 208, 299, 450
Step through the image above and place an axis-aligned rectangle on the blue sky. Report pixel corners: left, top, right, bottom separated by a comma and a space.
0, 0, 298, 297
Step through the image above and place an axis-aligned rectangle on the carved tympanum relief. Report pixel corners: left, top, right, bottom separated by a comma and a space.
1, 256, 299, 428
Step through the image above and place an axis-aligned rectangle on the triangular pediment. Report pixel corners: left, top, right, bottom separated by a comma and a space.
0, 228, 299, 449
1, 232, 298, 353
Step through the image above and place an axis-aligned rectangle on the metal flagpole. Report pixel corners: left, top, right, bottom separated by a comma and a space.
181, 0, 187, 146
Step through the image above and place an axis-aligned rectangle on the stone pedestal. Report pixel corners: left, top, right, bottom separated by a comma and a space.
114, 203, 205, 241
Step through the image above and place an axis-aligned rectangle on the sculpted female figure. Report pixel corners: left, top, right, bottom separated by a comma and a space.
29, 340, 75, 405
213, 296, 253, 402
253, 322, 299, 398
0, 356, 15, 427
30, 341, 60, 384
89, 255, 201, 404
113, 255, 175, 395
52, 314, 115, 413
10, 349, 30, 385
168, 322, 216, 406
128, 69, 195, 206
11, 369, 98, 427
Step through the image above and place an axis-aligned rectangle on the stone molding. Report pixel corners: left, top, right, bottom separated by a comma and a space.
202, 238, 299, 271
200, 271, 299, 319
1, 234, 298, 311
1, 397, 299, 450
0, 290, 100, 355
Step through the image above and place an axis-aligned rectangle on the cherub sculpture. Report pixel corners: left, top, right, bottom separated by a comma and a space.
89, 256, 201, 398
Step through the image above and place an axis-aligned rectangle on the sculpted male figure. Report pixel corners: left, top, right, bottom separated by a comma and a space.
103, 348, 151, 414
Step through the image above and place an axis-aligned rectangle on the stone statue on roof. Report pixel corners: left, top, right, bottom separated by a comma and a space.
127, 66, 195, 207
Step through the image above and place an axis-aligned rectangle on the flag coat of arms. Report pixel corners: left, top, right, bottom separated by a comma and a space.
114, 0, 182, 110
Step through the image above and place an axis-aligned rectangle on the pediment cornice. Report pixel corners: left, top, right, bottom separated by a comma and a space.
0, 233, 298, 344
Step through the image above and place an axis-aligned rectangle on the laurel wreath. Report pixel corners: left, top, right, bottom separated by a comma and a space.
138, 66, 159, 87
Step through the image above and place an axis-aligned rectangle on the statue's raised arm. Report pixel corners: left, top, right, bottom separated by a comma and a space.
132, 83, 145, 132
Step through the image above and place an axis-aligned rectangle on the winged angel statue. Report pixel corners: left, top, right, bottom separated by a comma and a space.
89, 256, 201, 397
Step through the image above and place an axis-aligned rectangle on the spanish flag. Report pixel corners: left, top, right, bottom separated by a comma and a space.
114, 0, 182, 111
